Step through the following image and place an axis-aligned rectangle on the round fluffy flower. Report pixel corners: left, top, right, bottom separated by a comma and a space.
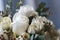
0, 17, 11, 30
12, 5, 38, 35
12, 14, 29, 35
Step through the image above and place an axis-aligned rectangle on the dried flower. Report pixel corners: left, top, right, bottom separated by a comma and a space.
28, 16, 55, 34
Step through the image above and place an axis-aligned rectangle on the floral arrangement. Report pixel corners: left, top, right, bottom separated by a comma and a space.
0, 5, 59, 40
0, 0, 59, 39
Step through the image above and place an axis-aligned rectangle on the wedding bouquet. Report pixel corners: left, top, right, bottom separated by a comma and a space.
0, 5, 59, 40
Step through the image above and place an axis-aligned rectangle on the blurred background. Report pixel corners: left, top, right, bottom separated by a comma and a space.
0, 0, 60, 29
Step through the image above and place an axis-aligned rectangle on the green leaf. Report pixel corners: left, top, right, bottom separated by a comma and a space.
8, 0, 12, 3
34, 34, 44, 40
16, 2, 20, 8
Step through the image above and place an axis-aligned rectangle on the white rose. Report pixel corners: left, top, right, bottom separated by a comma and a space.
13, 5, 38, 21
12, 5, 38, 35
12, 14, 29, 35
0, 17, 11, 29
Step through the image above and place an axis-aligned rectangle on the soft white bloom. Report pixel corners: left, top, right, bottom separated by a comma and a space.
12, 5, 38, 35
12, 14, 29, 35
0, 17, 11, 29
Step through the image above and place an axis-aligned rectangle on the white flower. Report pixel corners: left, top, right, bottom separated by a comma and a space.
12, 14, 29, 35
12, 5, 38, 35
28, 16, 55, 34
0, 17, 11, 29
28, 16, 45, 34
14, 5, 38, 19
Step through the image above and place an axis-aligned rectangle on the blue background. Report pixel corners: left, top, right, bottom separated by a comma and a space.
4, 0, 60, 29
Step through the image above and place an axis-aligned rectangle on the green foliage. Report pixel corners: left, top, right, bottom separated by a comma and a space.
30, 34, 44, 40
16, 0, 22, 9
36, 2, 50, 17
4, 0, 22, 17
16, 2, 21, 9
4, 0, 12, 17
36, 2, 46, 13
8, 0, 12, 4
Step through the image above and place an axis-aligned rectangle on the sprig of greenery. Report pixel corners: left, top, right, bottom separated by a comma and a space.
36, 2, 50, 17
4, 0, 22, 17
